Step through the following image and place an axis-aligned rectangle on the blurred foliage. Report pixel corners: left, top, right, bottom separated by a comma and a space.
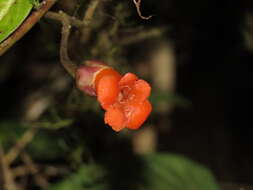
46, 153, 219, 190
0, 121, 25, 146
150, 90, 191, 111
47, 164, 107, 190
0, 121, 67, 160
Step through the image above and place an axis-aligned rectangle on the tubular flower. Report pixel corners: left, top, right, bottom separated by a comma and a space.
76, 61, 152, 132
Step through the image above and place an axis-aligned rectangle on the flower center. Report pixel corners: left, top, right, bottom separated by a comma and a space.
118, 85, 134, 104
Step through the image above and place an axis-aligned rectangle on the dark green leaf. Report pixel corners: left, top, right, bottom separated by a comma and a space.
141, 153, 220, 190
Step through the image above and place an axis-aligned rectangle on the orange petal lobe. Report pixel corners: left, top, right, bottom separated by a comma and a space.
104, 106, 126, 132
97, 75, 119, 109
119, 73, 138, 86
126, 100, 152, 129
129, 79, 151, 103
95, 68, 121, 90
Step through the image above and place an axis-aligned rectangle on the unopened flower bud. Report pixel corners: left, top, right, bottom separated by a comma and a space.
75, 60, 109, 96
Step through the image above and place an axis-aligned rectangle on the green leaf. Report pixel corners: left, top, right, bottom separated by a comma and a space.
0, 0, 33, 43
0, 0, 15, 21
141, 153, 220, 190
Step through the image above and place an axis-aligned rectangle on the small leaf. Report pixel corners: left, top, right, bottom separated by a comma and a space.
0, 0, 33, 43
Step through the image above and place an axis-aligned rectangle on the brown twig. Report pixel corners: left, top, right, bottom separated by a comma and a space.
43, 165, 70, 176
80, 0, 101, 43
12, 166, 30, 177
0, 0, 57, 56
5, 127, 38, 164
132, 0, 152, 20
116, 28, 165, 45
13, 164, 70, 178
45, 2, 103, 77
21, 152, 49, 189
45, 11, 85, 28
44, 11, 78, 77
59, 12, 77, 77
82, 0, 101, 24
0, 145, 19, 190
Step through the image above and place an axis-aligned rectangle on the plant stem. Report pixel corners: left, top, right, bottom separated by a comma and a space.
5, 127, 38, 164
132, 0, 152, 20
80, 0, 101, 43
59, 12, 77, 77
0, 145, 18, 190
45, 11, 85, 28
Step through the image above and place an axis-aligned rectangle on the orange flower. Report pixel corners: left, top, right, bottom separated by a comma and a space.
76, 61, 152, 132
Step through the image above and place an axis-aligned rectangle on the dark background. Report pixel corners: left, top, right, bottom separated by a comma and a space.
153, 0, 253, 184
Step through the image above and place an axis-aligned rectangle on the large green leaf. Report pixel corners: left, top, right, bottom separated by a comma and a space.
0, 0, 16, 21
141, 153, 220, 190
0, 0, 33, 43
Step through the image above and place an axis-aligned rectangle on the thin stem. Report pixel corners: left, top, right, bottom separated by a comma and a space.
45, 0, 103, 76
132, 0, 152, 20
45, 11, 85, 28
0, 145, 18, 190
5, 127, 38, 164
80, 0, 101, 43
117, 28, 165, 45
21, 152, 49, 188
45, 11, 78, 77
59, 12, 77, 77
82, 0, 100, 23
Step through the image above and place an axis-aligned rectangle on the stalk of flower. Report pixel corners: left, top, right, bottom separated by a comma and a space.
76, 60, 152, 132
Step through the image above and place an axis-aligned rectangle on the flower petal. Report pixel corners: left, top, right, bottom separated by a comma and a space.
130, 79, 151, 103
104, 106, 126, 132
95, 68, 121, 90
125, 100, 152, 130
119, 73, 138, 86
96, 75, 120, 109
